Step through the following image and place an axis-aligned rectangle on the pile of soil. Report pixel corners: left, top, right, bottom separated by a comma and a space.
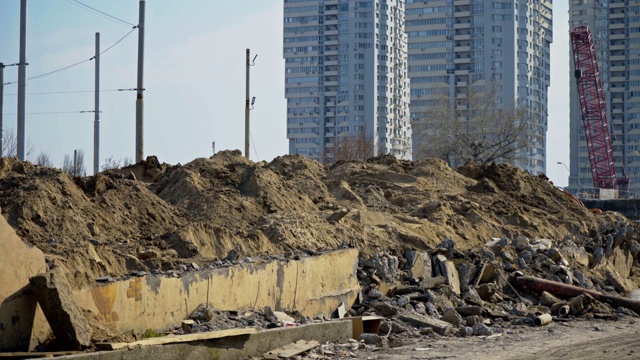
0, 151, 624, 288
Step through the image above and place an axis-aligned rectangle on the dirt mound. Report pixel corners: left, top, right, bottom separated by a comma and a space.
0, 153, 628, 288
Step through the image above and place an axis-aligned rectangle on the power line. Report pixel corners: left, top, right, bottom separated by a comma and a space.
2, 111, 98, 115
3, 28, 137, 86
64, 0, 135, 28
3, 89, 124, 96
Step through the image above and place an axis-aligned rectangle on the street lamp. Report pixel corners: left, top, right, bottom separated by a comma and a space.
557, 161, 570, 173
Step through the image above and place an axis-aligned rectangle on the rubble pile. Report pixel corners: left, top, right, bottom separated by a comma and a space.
349, 229, 640, 349
0, 152, 616, 291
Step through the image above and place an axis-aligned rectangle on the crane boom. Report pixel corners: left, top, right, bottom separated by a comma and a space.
570, 25, 629, 192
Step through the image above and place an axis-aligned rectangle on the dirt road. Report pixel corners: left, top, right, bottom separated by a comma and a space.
368, 319, 640, 360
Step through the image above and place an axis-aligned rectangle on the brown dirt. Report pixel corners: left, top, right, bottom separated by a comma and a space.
0, 151, 627, 289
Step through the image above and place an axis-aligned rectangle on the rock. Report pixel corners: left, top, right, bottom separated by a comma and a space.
137, 248, 161, 260
472, 323, 493, 336
368, 289, 384, 299
434, 255, 461, 295
359, 333, 388, 348
181, 319, 195, 332
456, 306, 483, 317
189, 303, 214, 322
191, 262, 200, 271
29, 268, 92, 349
398, 313, 453, 336
327, 208, 350, 223
512, 236, 530, 252
274, 311, 295, 323
373, 254, 399, 282
426, 303, 439, 318
441, 308, 463, 327
605, 270, 632, 293
89, 239, 102, 246
463, 288, 484, 306
436, 239, 456, 257
87, 222, 99, 237
460, 326, 474, 337
420, 276, 446, 290
591, 247, 604, 268
464, 315, 482, 327
456, 261, 475, 291
379, 320, 409, 335
486, 237, 508, 248
414, 302, 427, 314
397, 295, 410, 307
476, 284, 496, 301
404, 251, 433, 281
568, 294, 595, 315
374, 302, 398, 316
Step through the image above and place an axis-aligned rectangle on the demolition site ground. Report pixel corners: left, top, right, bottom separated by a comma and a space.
2, 150, 640, 359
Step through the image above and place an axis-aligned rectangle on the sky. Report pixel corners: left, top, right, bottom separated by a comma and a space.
0, 0, 571, 186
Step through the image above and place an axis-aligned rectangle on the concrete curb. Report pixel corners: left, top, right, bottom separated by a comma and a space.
53, 321, 353, 360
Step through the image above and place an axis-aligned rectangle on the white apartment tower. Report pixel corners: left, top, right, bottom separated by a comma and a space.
567, 0, 640, 194
283, 0, 412, 162
405, 0, 552, 174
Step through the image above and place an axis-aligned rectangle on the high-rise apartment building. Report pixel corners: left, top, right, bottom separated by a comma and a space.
405, 0, 552, 174
283, 0, 412, 162
567, 0, 640, 194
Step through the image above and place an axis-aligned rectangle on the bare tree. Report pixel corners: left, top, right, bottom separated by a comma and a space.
101, 156, 134, 171
101, 156, 121, 171
35, 151, 54, 167
62, 149, 86, 177
325, 127, 375, 163
2, 127, 35, 159
414, 83, 529, 166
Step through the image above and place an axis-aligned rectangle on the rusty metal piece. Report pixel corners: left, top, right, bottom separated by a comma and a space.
512, 275, 640, 315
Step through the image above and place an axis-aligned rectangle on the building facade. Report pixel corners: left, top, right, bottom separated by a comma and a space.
567, 0, 640, 194
283, 0, 412, 162
405, 0, 552, 174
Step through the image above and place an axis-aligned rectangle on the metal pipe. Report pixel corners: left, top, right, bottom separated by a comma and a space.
135, 0, 145, 163
17, 0, 27, 161
534, 313, 552, 326
244, 49, 250, 159
513, 275, 640, 315
0, 63, 4, 158
94, 32, 100, 175
559, 305, 570, 317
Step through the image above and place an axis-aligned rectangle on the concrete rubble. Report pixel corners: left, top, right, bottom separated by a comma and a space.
2, 154, 640, 358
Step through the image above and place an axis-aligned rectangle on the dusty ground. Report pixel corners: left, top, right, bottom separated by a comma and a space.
370, 319, 640, 360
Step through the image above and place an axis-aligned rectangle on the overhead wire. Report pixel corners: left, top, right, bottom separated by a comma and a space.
2, 28, 137, 86
3, 89, 124, 96
2, 111, 98, 115
64, 0, 135, 28
250, 132, 260, 161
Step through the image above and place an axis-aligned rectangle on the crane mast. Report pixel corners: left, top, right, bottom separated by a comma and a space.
570, 25, 629, 192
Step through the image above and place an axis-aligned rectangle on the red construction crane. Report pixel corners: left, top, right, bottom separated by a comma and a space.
570, 25, 629, 192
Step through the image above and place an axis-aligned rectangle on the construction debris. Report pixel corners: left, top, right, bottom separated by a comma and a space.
2, 153, 640, 356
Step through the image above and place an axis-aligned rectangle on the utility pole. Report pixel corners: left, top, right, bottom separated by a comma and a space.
135, 0, 145, 163
0, 63, 4, 158
94, 32, 100, 175
212, 141, 215, 156
17, 0, 27, 161
245, 49, 250, 159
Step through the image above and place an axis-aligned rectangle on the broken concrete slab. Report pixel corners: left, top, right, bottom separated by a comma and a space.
398, 313, 452, 336
0, 216, 48, 352
434, 255, 461, 295
263, 339, 320, 359
605, 269, 632, 294
29, 268, 93, 349
404, 251, 433, 281
420, 276, 446, 290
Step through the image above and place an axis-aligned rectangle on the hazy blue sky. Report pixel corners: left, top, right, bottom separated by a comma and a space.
0, 0, 570, 186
